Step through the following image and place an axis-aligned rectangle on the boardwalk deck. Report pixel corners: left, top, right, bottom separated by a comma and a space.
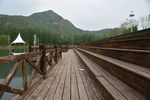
13, 49, 102, 100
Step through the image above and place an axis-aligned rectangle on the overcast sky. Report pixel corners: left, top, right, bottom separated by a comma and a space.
0, 0, 150, 30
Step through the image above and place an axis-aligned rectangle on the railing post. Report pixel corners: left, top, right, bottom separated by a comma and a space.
54, 46, 58, 62
49, 52, 52, 66
39, 45, 46, 76
59, 45, 62, 58
29, 45, 32, 52
22, 60, 28, 91
65, 45, 68, 52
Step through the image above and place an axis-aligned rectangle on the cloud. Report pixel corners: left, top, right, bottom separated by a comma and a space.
0, 0, 149, 30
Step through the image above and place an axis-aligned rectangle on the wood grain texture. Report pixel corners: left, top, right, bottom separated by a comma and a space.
12, 50, 102, 100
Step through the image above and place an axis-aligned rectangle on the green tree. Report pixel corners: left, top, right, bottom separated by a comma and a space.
121, 19, 138, 34
0, 35, 9, 46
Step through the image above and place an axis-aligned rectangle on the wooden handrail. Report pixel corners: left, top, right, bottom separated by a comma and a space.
0, 60, 23, 97
0, 45, 68, 98
0, 51, 42, 64
28, 56, 41, 87
0, 84, 24, 95
26, 58, 44, 76
22, 60, 28, 91
2, 60, 23, 85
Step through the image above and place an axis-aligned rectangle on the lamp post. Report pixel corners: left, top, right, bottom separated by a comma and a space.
8, 34, 11, 55
129, 11, 135, 32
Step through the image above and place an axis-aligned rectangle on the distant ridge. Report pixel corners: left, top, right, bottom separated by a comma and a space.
0, 10, 109, 34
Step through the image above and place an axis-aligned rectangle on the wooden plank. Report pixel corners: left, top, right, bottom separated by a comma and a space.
77, 48, 150, 98
9, 95, 20, 100
76, 49, 147, 100
74, 49, 102, 76
44, 58, 67, 100
20, 57, 63, 100
62, 57, 71, 100
74, 54, 98, 100
46, 58, 65, 77
19, 76, 44, 100
34, 58, 66, 100
69, 51, 80, 100
82, 51, 146, 100
35, 77, 54, 100
0, 84, 24, 95
101, 68, 147, 100
25, 78, 48, 100
72, 51, 89, 100
44, 74, 59, 100
53, 60, 67, 100
83, 66, 105, 100
97, 76, 127, 100
29, 75, 41, 88
77, 48, 150, 78
81, 46, 150, 68
74, 49, 105, 100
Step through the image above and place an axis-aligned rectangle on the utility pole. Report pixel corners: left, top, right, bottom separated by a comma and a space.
34, 34, 37, 46
8, 34, 10, 55
129, 11, 135, 32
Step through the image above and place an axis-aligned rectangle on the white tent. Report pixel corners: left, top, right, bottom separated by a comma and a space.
11, 33, 26, 44
10, 33, 27, 55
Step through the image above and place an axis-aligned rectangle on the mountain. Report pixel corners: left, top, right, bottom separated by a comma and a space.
0, 10, 110, 34
0, 10, 110, 45
0, 10, 84, 34
90, 29, 111, 34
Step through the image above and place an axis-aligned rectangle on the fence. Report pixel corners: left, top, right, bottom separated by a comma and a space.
0, 45, 67, 98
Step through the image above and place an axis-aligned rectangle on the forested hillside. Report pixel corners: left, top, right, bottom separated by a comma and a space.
0, 10, 106, 45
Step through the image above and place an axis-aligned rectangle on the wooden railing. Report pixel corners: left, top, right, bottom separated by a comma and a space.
0, 45, 67, 98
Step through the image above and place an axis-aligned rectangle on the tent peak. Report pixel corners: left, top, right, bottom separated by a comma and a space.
11, 33, 26, 44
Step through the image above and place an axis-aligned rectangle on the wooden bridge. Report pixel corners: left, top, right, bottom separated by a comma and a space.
0, 28, 150, 100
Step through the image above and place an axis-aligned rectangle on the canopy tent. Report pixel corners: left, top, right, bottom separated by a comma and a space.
10, 33, 27, 55
11, 33, 26, 44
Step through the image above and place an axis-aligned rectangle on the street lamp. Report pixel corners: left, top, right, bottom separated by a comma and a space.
129, 11, 135, 32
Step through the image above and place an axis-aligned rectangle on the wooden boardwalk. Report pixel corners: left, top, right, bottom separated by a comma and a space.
15, 49, 103, 100
8, 29, 150, 100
